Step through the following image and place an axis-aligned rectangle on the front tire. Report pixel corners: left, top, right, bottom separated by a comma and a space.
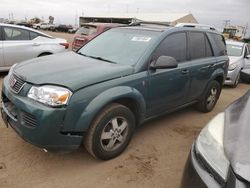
196, 80, 221, 113
84, 103, 135, 160
232, 73, 240, 88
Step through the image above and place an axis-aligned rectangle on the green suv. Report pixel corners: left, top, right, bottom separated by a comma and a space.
1, 23, 228, 160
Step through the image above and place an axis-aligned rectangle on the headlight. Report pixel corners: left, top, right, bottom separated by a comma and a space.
228, 63, 237, 71
27, 85, 72, 106
8, 63, 17, 75
195, 113, 229, 182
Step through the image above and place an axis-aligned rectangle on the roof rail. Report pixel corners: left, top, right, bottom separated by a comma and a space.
175, 23, 217, 31
129, 21, 170, 27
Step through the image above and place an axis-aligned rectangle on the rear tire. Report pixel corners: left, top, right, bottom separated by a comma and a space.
84, 103, 135, 160
196, 80, 221, 113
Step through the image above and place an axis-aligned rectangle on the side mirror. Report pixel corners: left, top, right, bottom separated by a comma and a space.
150, 56, 178, 70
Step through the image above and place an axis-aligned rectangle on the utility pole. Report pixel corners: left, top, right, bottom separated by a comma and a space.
223, 20, 230, 28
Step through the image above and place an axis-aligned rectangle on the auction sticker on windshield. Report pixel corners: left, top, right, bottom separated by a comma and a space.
131, 36, 151, 42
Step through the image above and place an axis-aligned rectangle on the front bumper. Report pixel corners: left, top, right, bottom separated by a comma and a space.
181, 144, 221, 188
1, 76, 83, 152
181, 144, 249, 188
224, 68, 240, 85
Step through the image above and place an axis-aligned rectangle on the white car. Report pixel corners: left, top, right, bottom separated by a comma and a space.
225, 40, 250, 87
0, 23, 69, 71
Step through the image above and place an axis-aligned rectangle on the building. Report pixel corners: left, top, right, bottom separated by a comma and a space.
79, 12, 198, 26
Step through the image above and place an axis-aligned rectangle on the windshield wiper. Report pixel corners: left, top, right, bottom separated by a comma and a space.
78, 52, 116, 64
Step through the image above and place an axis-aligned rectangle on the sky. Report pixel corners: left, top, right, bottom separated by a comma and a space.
0, 0, 249, 36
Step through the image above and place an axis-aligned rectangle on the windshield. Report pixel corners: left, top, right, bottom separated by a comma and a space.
76, 25, 98, 36
226, 44, 243, 56
78, 28, 160, 65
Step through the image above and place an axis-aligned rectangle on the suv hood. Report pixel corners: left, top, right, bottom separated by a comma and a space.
14, 52, 134, 91
224, 90, 250, 182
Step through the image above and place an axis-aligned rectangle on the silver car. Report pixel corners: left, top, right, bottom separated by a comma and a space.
0, 23, 69, 71
225, 40, 250, 87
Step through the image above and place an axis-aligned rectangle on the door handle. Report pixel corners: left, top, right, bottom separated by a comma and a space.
32, 43, 40, 46
181, 69, 189, 74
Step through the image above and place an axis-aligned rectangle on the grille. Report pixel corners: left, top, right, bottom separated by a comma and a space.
22, 112, 38, 128
9, 73, 25, 93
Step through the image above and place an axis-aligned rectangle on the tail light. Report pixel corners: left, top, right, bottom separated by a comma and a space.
60, 43, 69, 49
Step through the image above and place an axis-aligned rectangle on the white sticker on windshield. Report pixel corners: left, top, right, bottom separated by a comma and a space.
131, 37, 151, 42
232, 46, 242, 50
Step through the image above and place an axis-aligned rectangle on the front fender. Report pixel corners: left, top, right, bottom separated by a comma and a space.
74, 86, 146, 132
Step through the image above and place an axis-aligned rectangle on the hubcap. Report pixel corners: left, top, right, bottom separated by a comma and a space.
100, 117, 128, 151
207, 87, 217, 109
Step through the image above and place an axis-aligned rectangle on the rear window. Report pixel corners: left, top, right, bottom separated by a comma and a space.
76, 25, 98, 36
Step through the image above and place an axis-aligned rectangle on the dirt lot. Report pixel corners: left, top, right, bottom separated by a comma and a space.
0, 31, 249, 188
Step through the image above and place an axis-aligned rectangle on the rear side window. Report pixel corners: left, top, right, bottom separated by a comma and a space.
189, 32, 213, 60
30, 31, 39, 40
209, 33, 226, 56
4, 27, 30, 40
153, 32, 187, 63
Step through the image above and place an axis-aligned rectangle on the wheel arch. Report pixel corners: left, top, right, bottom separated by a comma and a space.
74, 86, 146, 132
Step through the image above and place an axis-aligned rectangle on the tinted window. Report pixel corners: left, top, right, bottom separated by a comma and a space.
4, 27, 30, 40
153, 32, 187, 62
209, 33, 226, 56
189, 32, 207, 60
30, 31, 39, 40
205, 35, 213, 57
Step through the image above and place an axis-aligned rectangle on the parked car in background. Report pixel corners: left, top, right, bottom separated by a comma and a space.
53, 24, 73, 32
40, 23, 55, 30
0, 23, 69, 71
16, 22, 32, 28
1, 23, 228, 160
72, 23, 123, 51
68, 27, 78, 34
225, 40, 250, 87
181, 90, 250, 188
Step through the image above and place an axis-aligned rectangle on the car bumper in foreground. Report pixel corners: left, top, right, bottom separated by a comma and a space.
181, 144, 249, 188
1, 77, 83, 152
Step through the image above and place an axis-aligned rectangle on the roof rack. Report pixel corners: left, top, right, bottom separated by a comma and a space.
129, 21, 170, 27
175, 23, 217, 31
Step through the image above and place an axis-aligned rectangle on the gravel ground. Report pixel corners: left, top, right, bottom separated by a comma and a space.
0, 31, 249, 188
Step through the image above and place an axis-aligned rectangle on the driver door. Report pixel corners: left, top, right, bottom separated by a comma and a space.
147, 32, 192, 116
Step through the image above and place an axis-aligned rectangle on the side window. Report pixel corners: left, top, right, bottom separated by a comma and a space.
205, 35, 213, 57
209, 33, 226, 56
153, 32, 187, 63
189, 32, 213, 60
245, 46, 250, 56
4, 27, 30, 40
30, 31, 39, 40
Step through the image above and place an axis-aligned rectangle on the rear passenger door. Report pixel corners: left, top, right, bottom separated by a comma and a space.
3, 26, 40, 67
187, 32, 216, 101
148, 32, 192, 115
